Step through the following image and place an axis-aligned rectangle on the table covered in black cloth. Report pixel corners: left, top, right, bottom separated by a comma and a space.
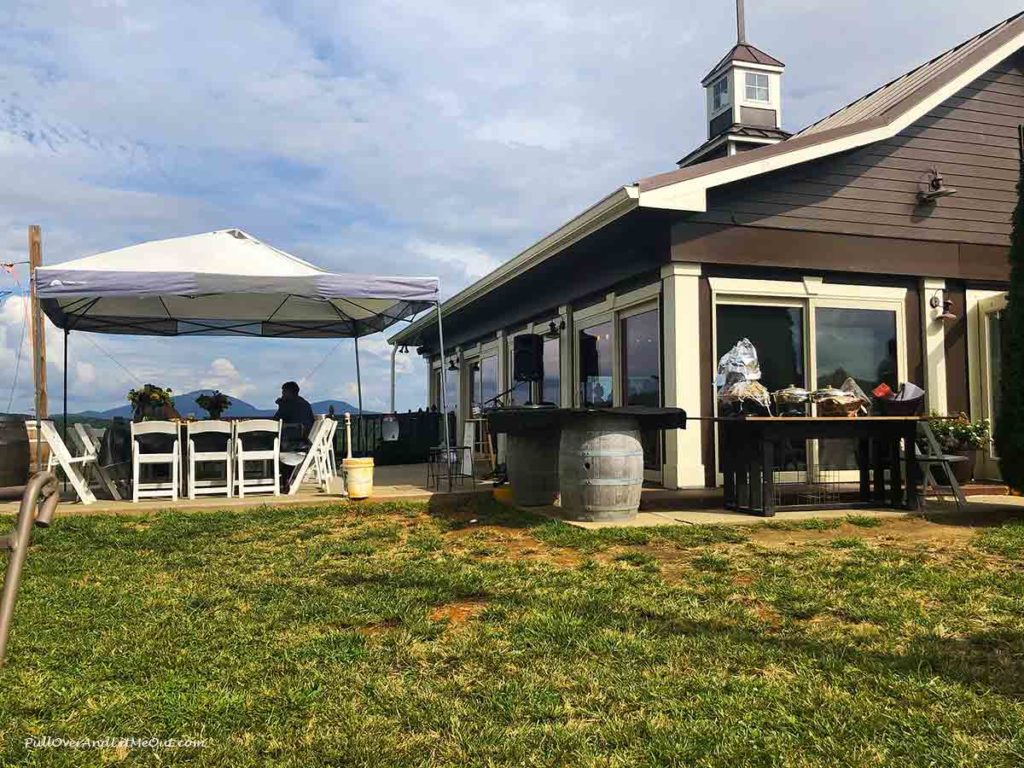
485, 406, 687, 435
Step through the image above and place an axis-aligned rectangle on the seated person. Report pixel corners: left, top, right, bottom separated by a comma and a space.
273, 381, 315, 449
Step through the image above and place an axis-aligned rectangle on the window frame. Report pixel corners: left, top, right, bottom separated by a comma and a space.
573, 284, 662, 480
744, 71, 770, 103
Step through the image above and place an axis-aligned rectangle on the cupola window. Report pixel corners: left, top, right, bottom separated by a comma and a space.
712, 77, 729, 111
745, 72, 769, 102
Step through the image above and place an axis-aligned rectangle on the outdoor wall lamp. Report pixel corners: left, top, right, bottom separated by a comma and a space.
546, 319, 566, 338
918, 168, 957, 204
399, 344, 409, 354
929, 290, 958, 324
447, 357, 459, 371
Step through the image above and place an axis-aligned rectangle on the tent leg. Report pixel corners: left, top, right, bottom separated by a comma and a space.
62, 329, 68, 447
354, 336, 363, 417
390, 344, 397, 414
435, 301, 452, 493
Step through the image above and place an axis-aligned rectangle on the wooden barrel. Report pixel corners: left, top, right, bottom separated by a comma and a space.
507, 431, 559, 506
558, 416, 643, 522
0, 414, 31, 488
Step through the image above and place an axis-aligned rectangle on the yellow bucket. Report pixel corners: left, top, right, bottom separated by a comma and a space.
343, 457, 375, 500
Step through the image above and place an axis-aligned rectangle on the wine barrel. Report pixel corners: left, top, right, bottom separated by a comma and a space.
0, 414, 31, 488
558, 416, 644, 522
506, 431, 559, 506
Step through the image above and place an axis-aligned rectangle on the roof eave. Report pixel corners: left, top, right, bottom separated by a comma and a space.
389, 185, 640, 347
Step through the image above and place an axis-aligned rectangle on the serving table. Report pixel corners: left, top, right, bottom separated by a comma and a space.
718, 416, 921, 517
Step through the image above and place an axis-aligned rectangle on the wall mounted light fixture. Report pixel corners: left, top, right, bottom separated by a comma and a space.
929, 289, 958, 324
447, 357, 459, 371
546, 319, 566, 338
918, 168, 957, 204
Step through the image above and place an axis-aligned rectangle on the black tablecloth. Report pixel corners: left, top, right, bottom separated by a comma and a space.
486, 406, 687, 435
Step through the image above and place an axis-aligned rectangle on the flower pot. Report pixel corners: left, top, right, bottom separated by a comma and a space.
952, 449, 977, 485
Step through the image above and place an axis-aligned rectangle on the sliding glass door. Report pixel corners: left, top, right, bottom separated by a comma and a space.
815, 307, 898, 470
714, 286, 905, 483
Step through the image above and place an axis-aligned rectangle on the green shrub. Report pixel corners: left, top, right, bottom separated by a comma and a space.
996, 163, 1024, 491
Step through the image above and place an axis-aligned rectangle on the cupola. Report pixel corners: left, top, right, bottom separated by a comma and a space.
678, 0, 791, 167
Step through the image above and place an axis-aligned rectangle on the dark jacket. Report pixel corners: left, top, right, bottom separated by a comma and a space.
273, 394, 315, 437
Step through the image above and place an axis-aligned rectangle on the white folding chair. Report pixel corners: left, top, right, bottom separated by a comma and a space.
285, 418, 338, 495
186, 420, 233, 500
234, 419, 281, 498
33, 420, 98, 504
130, 421, 180, 502
71, 423, 123, 500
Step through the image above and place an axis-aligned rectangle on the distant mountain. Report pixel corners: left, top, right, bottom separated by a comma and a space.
75, 391, 369, 419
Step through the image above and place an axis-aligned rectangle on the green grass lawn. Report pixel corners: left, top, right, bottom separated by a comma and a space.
1, 498, 1023, 767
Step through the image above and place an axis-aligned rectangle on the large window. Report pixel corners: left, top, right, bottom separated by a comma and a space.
472, 356, 498, 414
712, 77, 729, 111
622, 308, 661, 469
745, 72, 769, 102
816, 307, 897, 469
579, 322, 613, 407
433, 366, 458, 414
717, 303, 807, 472
716, 304, 805, 395
815, 308, 898, 394
542, 336, 560, 405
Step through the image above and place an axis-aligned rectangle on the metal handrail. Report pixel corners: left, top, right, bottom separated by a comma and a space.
0, 471, 58, 666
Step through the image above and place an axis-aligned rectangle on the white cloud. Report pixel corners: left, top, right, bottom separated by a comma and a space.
406, 239, 501, 282
199, 357, 254, 398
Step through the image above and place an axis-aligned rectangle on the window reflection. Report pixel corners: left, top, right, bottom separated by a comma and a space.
579, 323, 613, 407
621, 309, 661, 470
542, 336, 560, 405
716, 304, 807, 472
816, 307, 897, 470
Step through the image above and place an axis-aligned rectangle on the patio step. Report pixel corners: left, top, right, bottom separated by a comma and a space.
961, 483, 1010, 497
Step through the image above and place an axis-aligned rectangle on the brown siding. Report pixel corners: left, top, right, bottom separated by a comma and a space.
691, 53, 1024, 255
672, 220, 1010, 283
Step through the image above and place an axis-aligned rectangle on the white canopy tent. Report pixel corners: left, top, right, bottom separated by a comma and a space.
33, 228, 452, 456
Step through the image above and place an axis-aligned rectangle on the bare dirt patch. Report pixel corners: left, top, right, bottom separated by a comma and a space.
746, 517, 978, 550
428, 599, 488, 625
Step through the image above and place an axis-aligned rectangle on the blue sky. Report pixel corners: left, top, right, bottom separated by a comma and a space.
0, 0, 1019, 414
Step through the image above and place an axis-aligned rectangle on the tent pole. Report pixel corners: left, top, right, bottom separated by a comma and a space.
62, 329, 68, 446
28, 225, 46, 474
435, 300, 452, 493
389, 343, 397, 413
354, 336, 363, 417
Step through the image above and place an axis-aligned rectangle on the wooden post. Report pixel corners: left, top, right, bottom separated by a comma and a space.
28, 226, 47, 472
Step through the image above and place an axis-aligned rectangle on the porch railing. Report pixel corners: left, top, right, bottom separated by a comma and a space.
335, 411, 455, 465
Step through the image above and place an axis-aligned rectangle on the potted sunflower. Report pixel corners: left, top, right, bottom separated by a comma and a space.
929, 413, 990, 484
127, 384, 175, 421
